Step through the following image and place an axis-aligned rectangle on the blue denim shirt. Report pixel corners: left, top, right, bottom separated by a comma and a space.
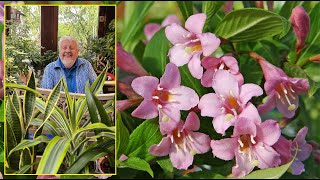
40, 57, 97, 94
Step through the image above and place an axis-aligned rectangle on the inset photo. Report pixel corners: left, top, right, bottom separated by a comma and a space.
4, 4, 116, 175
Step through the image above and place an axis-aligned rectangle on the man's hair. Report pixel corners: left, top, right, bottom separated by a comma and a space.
58, 36, 79, 50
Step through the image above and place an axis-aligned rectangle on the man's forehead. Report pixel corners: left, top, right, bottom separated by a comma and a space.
61, 40, 77, 46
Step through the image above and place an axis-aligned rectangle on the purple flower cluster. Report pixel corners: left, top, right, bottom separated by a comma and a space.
120, 12, 313, 178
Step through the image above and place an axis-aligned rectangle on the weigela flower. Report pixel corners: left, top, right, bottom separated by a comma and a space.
273, 127, 312, 175
165, 13, 220, 79
144, 15, 180, 42
149, 111, 211, 170
131, 63, 199, 134
201, 56, 244, 87
290, 6, 310, 54
211, 118, 281, 178
199, 70, 263, 135
256, 56, 309, 118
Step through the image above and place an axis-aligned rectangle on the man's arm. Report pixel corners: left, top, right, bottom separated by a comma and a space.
40, 65, 54, 89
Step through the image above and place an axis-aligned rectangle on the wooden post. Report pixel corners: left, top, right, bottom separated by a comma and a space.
41, 6, 58, 55
98, 6, 115, 38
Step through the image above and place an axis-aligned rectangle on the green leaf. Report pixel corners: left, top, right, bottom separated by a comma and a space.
24, 71, 36, 131
74, 123, 115, 141
297, 3, 320, 66
7, 95, 23, 143
156, 158, 173, 175
304, 63, 320, 82
116, 111, 130, 159
8, 135, 50, 157
240, 56, 263, 85
141, 29, 170, 77
124, 119, 163, 162
120, 1, 154, 50
279, 1, 301, 19
178, 170, 225, 179
0, 102, 4, 122
216, 8, 290, 42
307, 80, 320, 97
93, 96, 113, 126
177, 1, 194, 22
283, 62, 307, 78
203, 1, 225, 32
120, 156, 154, 178
36, 136, 71, 174
6, 83, 43, 97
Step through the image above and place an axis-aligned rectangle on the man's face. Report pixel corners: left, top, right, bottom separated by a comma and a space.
59, 40, 79, 68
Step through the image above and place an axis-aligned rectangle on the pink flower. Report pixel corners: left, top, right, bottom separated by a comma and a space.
256, 57, 309, 118
116, 43, 148, 77
273, 127, 312, 175
165, 13, 220, 79
211, 118, 281, 178
131, 63, 199, 134
198, 70, 263, 135
201, 56, 244, 87
290, 6, 310, 54
144, 15, 180, 42
149, 111, 211, 170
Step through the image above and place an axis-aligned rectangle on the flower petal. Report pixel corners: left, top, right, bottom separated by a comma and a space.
234, 72, 244, 86
131, 76, 159, 98
168, 45, 192, 66
144, 23, 162, 41
149, 137, 172, 156
201, 56, 221, 69
289, 77, 309, 94
185, 13, 206, 34
272, 136, 293, 164
239, 83, 263, 105
188, 53, 203, 79
161, 14, 180, 27
189, 131, 211, 154
233, 117, 256, 137
232, 151, 255, 178
275, 92, 299, 118
213, 114, 235, 136
201, 68, 216, 87
170, 144, 194, 170
212, 70, 239, 98
256, 120, 281, 146
253, 143, 281, 169
117, 99, 141, 112
165, 23, 190, 45
159, 112, 179, 135
161, 105, 181, 123
258, 58, 287, 81
239, 103, 261, 124
170, 86, 199, 110
160, 63, 181, 89
198, 93, 223, 118
211, 138, 237, 161
221, 56, 239, 73
132, 100, 158, 119
183, 111, 200, 131
258, 93, 276, 115
198, 33, 220, 56
290, 160, 305, 175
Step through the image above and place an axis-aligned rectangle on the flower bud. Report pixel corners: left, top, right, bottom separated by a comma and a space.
290, 6, 310, 54
309, 54, 320, 63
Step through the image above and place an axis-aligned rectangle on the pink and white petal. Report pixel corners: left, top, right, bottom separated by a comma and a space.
168, 45, 192, 66
232, 151, 255, 178
253, 143, 281, 169
201, 68, 216, 87
239, 103, 261, 124
131, 76, 159, 98
213, 114, 235, 136
170, 86, 199, 110
290, 160, 305, 175
117, 99, 136, 112
201, 56, 221, 69
239, 84, 263, 105
258, 93, 276, 115
212, 70, 239, 98
144, 23, 161, 41
170, 145, 194, 170
165, 23, 190, 45
275, 93, 299, 118
293, 127, 308, 146
159, 117, 179, 135
256, 120, 281, 146
161, 14, 180, 27
198, 93, 223, 118
185, 13, 206, 34
272, 136, 293, 164
296, 143, 312, 162
188, 53, 203, 79
234, 72, 244, 86
149, 137, 172, 156
264, 79, 285, 94
290, 78, 309, 94
189, 131, 211, 154
160, 63, 181, 90
161, 105, 181, 123
198, 33, 221, 56
211, 138, 237, 161
221, 56, 239, 73
233, 117, 256, 137
259, 59, 287, 81
132, 100, 158, 119
183, 111, 200, 131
